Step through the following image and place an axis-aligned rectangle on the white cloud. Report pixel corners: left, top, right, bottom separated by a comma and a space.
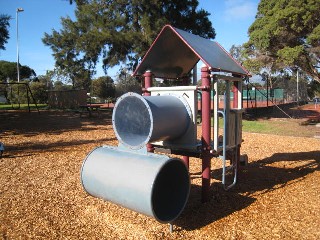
223, 0, 257, 21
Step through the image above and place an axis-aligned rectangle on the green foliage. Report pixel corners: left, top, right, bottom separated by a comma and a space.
36, 74, 54, 90
42, 17, 92, 90
53, 81, 73, 91
4, 81, 31, 104
43, 0, 215, 86
0, 60, 15, 81
0, 14, 10, 50
0, 61, 36, 81
277, 46, 305, 65
307, 24, 320, 46
197, 78, 227, 95
29, 81, 48, 104
0, 73, 60, 105
92, 76, 115, 100
229, 44, 266, 75
115, 68, 141, 97
307, 80, 320, 99
242, 58, 265, 75
229, 45, 246, 64
247, 0, 320, 82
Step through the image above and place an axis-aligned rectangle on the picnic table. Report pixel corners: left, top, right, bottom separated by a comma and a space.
79, 104, 102, 117
79, 103, 113, 117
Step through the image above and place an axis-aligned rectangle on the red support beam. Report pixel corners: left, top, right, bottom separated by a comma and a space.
201, 66, 212, 202
233, 81, 239, 109
182, 156, 189, 169
143, 70, 152, 96
144, 70, 154, 152
181, 76, 190, 169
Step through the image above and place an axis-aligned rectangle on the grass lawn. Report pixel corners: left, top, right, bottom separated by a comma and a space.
242, 118, 317, 138
0, 104, 47, 110
209, 116, 317, 138
242, 120, 278, 134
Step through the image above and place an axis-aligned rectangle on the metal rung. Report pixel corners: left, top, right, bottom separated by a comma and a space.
218, 107, 237, 190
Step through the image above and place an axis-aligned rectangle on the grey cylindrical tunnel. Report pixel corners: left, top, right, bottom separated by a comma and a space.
112, 92, 190, 149
81, 146, 190, 223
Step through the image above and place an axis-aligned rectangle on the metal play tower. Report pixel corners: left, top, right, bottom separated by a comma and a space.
81, 25, 250, 226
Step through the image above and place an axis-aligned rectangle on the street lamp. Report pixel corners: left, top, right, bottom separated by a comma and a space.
16, 7, 24, 82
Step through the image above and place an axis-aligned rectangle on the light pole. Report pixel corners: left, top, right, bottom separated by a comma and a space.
16, 7, 24, 82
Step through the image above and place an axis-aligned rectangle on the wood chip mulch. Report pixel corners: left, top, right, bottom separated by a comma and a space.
1, 110, 319, 239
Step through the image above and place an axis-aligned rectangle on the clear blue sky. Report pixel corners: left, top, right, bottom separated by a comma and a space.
0, 0, 259, 79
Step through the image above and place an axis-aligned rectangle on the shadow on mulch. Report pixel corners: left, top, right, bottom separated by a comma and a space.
0, 110, 113, 136
1, 137, 118, 157
245, 103, 320, 121
174, 151, 319, 230
0, 110, 116, 158
174, 184, 255, 231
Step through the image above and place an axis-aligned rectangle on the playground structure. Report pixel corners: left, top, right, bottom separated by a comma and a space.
81, 25, 250, 225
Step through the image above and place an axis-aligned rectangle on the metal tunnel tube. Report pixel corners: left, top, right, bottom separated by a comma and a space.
112, 92, 191, 149
81, 146, 190, 223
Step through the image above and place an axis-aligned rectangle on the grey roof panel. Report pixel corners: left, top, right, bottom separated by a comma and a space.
133, 25, 249, 78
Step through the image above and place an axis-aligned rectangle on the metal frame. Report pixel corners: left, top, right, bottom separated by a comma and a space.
136, 27, 249, 195
143, 68, 244, 202
0, 82, 39, 113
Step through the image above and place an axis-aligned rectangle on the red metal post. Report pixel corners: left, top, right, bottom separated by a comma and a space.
143, 70, 152, 96
182, 156, 189, 169
181, 76, 190, 169
144, 70, 154, 152
233, 81, 239, 109
201, 66, 211, 202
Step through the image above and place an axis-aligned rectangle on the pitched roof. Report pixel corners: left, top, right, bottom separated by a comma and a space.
133, 25, 249, 79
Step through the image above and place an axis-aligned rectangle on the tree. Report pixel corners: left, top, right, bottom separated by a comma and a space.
246, 0, 320, 83
29, 81, 48, 104
43, 0, 215, 87
0, 61, 36, 81
92, 76, 115, 100
307, 80, 320, 99
230, 44, 247, 65
35, 73, 54, 90
115, 68, 141, 97
53, 80, 73, 91
42, 16, 93, 90
229, 44, 269, 76
0, 14, 10, 50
